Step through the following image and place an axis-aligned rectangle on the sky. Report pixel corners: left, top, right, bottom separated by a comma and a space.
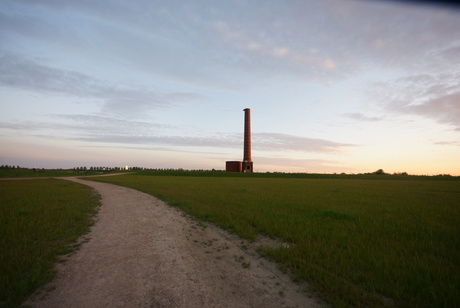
1, 0, 459, 175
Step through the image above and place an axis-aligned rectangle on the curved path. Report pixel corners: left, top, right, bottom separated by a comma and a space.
26, 177, 322, 308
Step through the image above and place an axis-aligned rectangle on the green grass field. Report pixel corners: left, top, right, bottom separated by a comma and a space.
0, 179, 100, 307
88, 173, 460, 307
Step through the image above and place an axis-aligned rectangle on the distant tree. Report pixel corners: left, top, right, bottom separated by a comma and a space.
373, 169, 386, 175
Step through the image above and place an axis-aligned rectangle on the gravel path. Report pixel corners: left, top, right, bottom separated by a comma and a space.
25, 177, 323, 308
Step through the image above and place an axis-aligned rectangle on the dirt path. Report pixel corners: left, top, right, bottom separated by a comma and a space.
25, 177, 323, 308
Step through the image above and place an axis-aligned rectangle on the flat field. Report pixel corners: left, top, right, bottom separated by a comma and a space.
0, 179, 100, 307
89, 173, 460, 307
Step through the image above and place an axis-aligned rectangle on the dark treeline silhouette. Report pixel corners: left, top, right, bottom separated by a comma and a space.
0, 165, 456, 179
0, 165, 23, 170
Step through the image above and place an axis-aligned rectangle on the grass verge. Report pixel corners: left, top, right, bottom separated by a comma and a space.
88, 174, 460, 307
0, 179, 100, 307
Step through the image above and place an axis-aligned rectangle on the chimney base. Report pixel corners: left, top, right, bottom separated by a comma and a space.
242, 161, 253, 173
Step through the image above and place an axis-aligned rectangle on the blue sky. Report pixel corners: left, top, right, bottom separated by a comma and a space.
1, 0, 459, 174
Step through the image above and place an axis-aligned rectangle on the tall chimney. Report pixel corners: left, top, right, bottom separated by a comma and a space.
242, 108, 253, 172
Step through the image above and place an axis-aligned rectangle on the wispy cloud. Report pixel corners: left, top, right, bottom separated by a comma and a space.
1, 115, 354, 153
53, 114, 173, 132
0, 53, 205, 117
0, 53, 98, 96
0, 8, 68, 42
318, 1, 460, 70
1, 0, 458, 173
2, 0, 459, 87
0, 114, 173, 141
404, 92, 460, 131
343, 113, 383, 122
208, 19, 342, 81
253, 133, 354, 153
433, 141, 460, 146
70, 134, 240, 149
370, 71, 460, 130
71, 133, 354, 154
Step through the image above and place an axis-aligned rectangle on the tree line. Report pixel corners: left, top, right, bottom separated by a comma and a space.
0, 165, 24, 170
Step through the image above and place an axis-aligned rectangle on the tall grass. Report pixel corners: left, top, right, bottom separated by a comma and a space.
89, 174, 460, 307
0, 179, 100, 307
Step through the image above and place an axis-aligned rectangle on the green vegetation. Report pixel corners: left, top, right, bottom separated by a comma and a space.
113, 169, 459, 180
0, 168, 129, 178
89, 173, 460, 307
0, 179, 100, 307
